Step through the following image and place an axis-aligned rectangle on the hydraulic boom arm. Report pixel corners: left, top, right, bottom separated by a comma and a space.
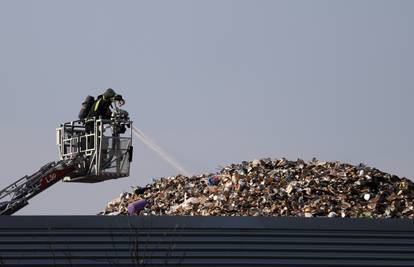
0, 160, 75, 215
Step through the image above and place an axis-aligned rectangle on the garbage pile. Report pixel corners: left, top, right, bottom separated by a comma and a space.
101, 158, 414, 218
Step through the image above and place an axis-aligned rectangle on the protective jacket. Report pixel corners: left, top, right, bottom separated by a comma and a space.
88, 95, 113, 120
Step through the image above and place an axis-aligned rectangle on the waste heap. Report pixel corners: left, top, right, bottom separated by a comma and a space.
101, 158, 414, 218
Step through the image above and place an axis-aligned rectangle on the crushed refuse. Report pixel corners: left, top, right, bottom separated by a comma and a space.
100, 158, 414, 218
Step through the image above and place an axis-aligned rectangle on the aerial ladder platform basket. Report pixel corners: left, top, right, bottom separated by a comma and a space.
0, 109, 133, 215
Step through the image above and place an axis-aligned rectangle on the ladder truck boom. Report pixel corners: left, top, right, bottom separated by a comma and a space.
0, 161, 75, 215
0, 107, 133, 215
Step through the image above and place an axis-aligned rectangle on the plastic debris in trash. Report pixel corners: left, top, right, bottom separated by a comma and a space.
207, 175, 220, 186
208, 175, 220, 186
127, 199, 148, 215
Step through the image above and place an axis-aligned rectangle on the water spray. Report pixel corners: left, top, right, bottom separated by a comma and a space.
132, 126, 191, 177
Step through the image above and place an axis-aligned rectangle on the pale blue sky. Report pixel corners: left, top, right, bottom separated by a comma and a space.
0, 0, 413, 214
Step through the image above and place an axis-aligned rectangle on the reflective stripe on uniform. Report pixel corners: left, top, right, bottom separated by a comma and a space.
94, 98, 103, 112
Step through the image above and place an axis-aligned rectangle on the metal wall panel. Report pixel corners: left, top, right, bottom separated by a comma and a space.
0, 216, 413, 266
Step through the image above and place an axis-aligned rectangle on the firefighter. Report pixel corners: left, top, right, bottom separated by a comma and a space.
88, 88, 125, 120
83, 88, 126, 164
84, 88, 125, 134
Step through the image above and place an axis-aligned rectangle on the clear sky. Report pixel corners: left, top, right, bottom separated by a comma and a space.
0, 0, 413, 215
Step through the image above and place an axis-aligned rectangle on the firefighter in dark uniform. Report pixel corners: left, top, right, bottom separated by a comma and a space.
84, 88, 125, 135
88, 88, 125, 120
84, 88, 126, 158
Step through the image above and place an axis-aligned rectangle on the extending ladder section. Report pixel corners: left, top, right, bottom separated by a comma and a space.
0, 161, 75, 215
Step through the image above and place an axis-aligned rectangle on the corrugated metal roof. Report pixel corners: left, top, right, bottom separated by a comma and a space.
0, 216, 413, 266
